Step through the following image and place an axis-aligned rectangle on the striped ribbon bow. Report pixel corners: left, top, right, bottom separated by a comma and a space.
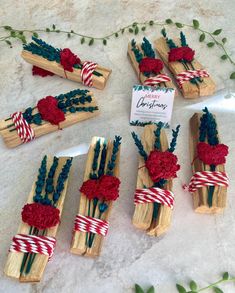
187, 171, 229, 193
10, 112, 35, 143
143, 74, 171, 86
176, 69, 209, 88
74, 214, 109, 236
81, 61, 97, 87
134, 187, 175, 209
9, 234, 56, 260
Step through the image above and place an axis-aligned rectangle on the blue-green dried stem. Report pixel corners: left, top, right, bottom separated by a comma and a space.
33, 155, 47, 203
141, 37, 155, 58
131, 38, 143, 63
107, 136, 122, 175
168, 125, 180, 152
180, 31, 188, 46
154, 122, 164, 150
131, 132, 148, 161
98, 143, 107, 177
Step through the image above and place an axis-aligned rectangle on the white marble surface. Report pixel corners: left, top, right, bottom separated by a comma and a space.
0, 1, 235, 292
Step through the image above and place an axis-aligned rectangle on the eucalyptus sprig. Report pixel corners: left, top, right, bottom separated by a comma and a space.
0, 18, 234, 79
135, 284, 155, 293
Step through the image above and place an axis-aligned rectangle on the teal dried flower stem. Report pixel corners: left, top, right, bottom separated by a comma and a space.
168, 125, 180, 152
141, 37, 155, 58
154, 122, 164, 150
107, 136, 122, 175
131, 132, 148, 161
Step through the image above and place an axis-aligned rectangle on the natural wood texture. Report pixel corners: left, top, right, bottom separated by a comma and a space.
70, 136, 120, 257
0, 93, 99, 148
154, 37, 216, 98
21, 51, 111, 90
127, 43, 176, 90
189, 113, 227, 213
4, 156, 71, 282
132, 125, 173, 236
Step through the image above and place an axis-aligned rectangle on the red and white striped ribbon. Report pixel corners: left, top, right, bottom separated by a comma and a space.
134, 187, 175, 209
81, 61, 97, 87
176, 69, 209, 88
187, 171, 229, 193
143, 74, 171, 86
10, 112, 35, 143
74, 214, 109, 236
9, 234, 56, 260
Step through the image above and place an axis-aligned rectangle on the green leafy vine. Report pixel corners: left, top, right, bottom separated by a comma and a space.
0, 19, 234, 79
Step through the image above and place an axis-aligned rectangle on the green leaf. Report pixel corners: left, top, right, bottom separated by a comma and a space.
10, 31, 16, 37
146, 286, 155, 293
135, 284, 144, 293
46, 28, 50, 32
80, 37, 85, 44
175, 22, 184, 28
213, 29, 222, 35
230, 72, 235, 79
165, 18, 173, 24
4, 26, 12, 30
213, 286, 224, 293
67, 33, 71, 38
222, 272, 229, 280
141, 26, 146, 31
134, 26, 139, 35
176, 284, 187, 293
222, 37, 227, 44
207, 42, 215, 47
149, 20, 154, 25
193, 19, 200, 29
221, 55, 228, 60
121, 28, 125, 34
88, 38, 94, 46
33, 32, 38, 38
52, 24, 56, 30
199, 33, 205, 42
5, 40, 12, 47
189, 280, 198, 291
71, 30, 74, 33
103, 39, 107, 45
115, 32, 118, 37
55, 30, 60, 33
129, 28, 133, 33
132, 22, 138, 27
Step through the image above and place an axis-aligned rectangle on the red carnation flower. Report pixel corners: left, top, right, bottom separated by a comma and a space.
32, 66, 55, 77
80, 179, 99, 200
97, 175, 121, 201
145, 150, 180, 182
37, 96, 65, 125
183, 47, 195, 62
22, 203, 60, 230
139, 57, 164, 74
197, 142, 229, 166
168, 46, 195, 62
60, 48, 81, 72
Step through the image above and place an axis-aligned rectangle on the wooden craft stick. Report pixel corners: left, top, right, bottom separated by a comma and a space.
189, 113, 227, 213
154, 37, 216, 98
71, 136, 121, 257
4, 156, 72, 282
0, 91, 99, 148
132, 125, 173, 236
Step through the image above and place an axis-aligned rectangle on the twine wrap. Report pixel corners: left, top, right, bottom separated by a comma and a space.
143, 74, 171, 86
176, 69, 209, 88
81, 61, 97, 87
134, 187, 174, 209
74, 214, 109, 236
9, 234, 56, 260
11, 112, 35, 143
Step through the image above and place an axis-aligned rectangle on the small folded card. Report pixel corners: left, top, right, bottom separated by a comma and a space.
131, 123, 180, 236
70, 135, 121, 257
187, 108, 229, 213
4, 155, 73, 282
22, 37, 112, 89
0, 88, 99, 148
154, 30, 216, 98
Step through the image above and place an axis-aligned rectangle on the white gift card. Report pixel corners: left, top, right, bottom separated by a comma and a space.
130, 85, 175, 127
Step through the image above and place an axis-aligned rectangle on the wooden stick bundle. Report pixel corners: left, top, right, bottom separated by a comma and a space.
70, 136, 120, 257
0, 91, 99, 148
22, 50, 111, 90
132, 125, 173, 236
154, 37, 216, 98
127, 42, 175, 89
189, 113, 227, 213
4, 156, 71, 282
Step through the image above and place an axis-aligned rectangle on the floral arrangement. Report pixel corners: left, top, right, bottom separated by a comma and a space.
131, 123, 180, 218
20, 156, 73, 275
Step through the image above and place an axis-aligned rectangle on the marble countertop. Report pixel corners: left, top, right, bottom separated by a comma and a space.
0, 1, 235, 292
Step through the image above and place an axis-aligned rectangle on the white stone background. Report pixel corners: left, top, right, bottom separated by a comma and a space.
0, 1, 235, 292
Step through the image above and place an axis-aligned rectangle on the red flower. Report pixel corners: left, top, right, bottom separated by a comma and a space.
145, 150, 180, 182
168, 46, 195, 62
80, 175, 120, 201
37, 96, 65, 125
22, 203, 60, 230
197, 142, 229, 166
139, 57, 164, 74
60, 48, 81, 72
32, 66, 55, 77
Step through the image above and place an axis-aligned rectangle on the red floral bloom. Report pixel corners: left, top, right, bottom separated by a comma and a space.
22, 203, 60, 230
197, 142, 229, 166
37, 96, 65, 125
168, 46, 195, 62
145, 150, 180, 182
32, 66, 55, 77
80, 179, 99, 200
60, 48, 81, 72
139, 57, 164, 74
